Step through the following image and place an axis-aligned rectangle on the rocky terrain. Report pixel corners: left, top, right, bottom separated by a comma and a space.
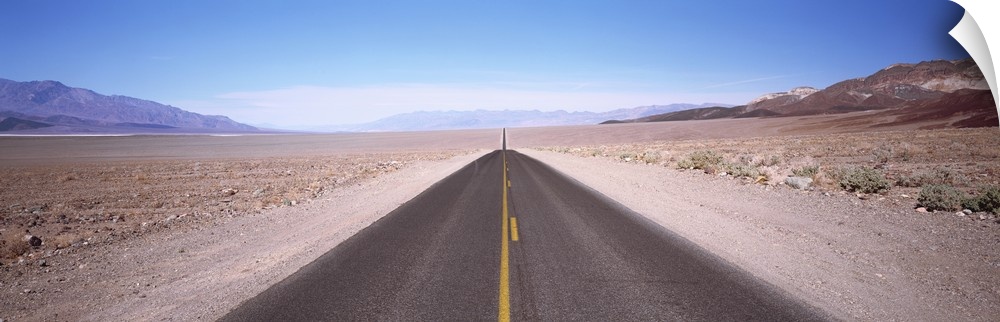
0, 153, 463, 264
605, 58, 995, 126
540, 128, 1000, 208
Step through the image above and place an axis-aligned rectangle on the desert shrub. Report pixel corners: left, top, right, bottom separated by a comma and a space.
962, 185, 1000, 214
1, 234, 29, 260
918, 185, 966, 212
897, 142, 914, 161
792, 165, 820, 178
896, 168, 968, 188
737, 154, 781, 167
872, 144, 894, 164
677, 151, 724, 170
726, 163, 761, 178
762, 155, 782, 167
839, 166, 891, 194
51, 233, 81, 249
58, 173, 78, 182
640, 150, 662, 164
894, 174, 921, 188
618, 152, 638, 162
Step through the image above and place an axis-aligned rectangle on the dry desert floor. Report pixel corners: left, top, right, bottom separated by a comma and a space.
1, 113, 999, 321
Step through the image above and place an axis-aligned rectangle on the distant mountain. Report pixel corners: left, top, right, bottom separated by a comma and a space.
0, 78, 258, 133
606, 58, 995, 127
319, 103, 730, 132
0, 117, 53, 131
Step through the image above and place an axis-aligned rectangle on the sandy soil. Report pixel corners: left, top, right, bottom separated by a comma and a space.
1, 110, 997, 320
522, 143, 1000, 321
532, 128, 1000, 195
0, 147, 486, 320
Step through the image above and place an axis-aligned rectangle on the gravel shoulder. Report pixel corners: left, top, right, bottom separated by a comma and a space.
521, 148, 1000, 321
1, 150, 487, 321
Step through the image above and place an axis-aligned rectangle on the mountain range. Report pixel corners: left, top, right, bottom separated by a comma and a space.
604, 58, 996, 127
1, 58, 996, 134
315, 103, 730, 132
0, 78, 257, 133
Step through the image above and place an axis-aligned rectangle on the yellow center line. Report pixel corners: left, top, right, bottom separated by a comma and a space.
510, 217, 519, 241
499, 152, 511, 322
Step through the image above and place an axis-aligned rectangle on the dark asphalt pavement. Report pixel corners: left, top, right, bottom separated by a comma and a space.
220, 150, 828, 321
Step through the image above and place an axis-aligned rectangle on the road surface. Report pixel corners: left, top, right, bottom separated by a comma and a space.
220, 150, 827, 321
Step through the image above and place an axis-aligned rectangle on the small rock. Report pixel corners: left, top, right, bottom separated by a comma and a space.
38, 259, 47, 267
718, 172, 728, 176
785, 176, 813, 190
963, 209, 973, 215
915, 207, 928, 213
900, 194, 911, 199
221, 188, 238, 196
957, 212, 966, 217
24, 235, 42, 247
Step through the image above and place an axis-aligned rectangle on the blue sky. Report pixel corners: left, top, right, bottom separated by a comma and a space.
0, 0, 972, 128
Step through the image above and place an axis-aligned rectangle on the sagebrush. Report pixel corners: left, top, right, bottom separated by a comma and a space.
677, 151, 724, 170
838, 166, 891, 194
792, 165, 820, 178
918, 185, 966, 211
963, 185, 1000, 214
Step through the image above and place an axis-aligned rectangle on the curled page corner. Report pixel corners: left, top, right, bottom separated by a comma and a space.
949, 0, 998, 122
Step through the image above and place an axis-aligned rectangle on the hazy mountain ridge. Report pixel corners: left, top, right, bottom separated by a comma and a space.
0, 78, 257, 133
606, 58, 996, 126
319, 103, 731, 132
3, 57, 992, 134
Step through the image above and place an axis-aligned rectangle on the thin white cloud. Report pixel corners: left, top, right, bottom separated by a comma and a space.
699, 75, 795, 89
171, 84, 757, 128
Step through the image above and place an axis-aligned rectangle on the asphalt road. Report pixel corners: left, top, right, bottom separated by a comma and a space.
220, 150, 828, 321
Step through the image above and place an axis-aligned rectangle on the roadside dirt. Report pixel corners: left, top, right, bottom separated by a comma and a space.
1, 117, 998, 320
523, 128, 1000, 321
0, 148, 485, 321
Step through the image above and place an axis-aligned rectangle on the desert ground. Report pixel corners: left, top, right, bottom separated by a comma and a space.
1, 111, 998, 320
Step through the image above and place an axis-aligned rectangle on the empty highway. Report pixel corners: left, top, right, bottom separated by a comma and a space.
220, 150, 827, 321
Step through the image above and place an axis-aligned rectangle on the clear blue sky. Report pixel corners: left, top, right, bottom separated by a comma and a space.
0, 0, 971, 128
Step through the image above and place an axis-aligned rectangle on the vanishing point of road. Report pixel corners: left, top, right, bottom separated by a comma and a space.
220, 147, 828, 321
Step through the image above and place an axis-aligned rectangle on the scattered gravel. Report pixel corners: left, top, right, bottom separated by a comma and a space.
0, 150, 486, 321
522, 148, 1000, 321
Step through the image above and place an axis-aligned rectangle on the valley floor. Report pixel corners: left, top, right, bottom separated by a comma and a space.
1, 125, 998, 320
